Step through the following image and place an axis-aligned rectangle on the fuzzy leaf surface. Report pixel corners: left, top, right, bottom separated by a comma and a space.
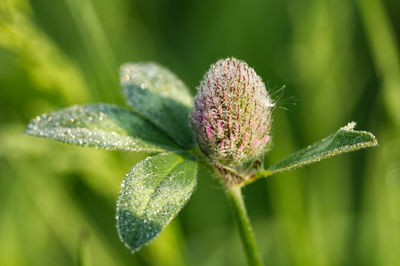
116, 152, 197, 252
25, 104, 181, 152
268, 122, 378, 174
121, 62, 194, 149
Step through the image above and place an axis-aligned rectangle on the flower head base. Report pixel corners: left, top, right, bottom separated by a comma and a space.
191, 58, 274, 166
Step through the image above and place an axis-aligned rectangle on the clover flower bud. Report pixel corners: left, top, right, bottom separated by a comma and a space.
191, 58, 274, 166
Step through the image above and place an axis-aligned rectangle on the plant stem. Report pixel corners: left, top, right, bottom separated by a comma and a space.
224, 184, 264, 266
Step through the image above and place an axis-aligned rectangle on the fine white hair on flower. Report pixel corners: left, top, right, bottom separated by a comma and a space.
191, 57, 274, 165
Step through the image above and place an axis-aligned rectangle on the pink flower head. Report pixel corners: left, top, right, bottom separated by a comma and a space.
191, 58, 274, 165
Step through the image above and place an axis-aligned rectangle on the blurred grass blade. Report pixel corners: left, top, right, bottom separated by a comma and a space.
121, 62, 195, 149
25, 104, 181, 153
116, 152, 197, 252
64, 0, 118, 102
19, 163, 125, 266
0, 0, 91, 103
356, 0, 400, 127
77, 231, 91, 266
266, 122, 377, 174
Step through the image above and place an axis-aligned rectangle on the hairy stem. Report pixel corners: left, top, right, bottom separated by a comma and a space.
224, 184, 264, 266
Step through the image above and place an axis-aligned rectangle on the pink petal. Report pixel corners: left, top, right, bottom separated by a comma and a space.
206, 126, 213, 139
217, 120, 223, 134
243, 132, 249, 142
220, 140, 225, 151
262, 135, 270, 144
253, 139, 260, 147
238, 143, 244, 152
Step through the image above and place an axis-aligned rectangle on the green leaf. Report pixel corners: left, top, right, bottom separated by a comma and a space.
267, 122, 378, 174
116, 152, 197, 252
25, 104, 181, 152
121, 62, 195, 149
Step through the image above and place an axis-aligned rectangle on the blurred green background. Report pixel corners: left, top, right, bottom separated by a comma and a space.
1, 0, 399, 265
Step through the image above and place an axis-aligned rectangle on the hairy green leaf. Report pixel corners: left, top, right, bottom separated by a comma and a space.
121, 62, 195, 149
25, 104, 181, 152
267, 122, 377, 174
116, 152, 197, 252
